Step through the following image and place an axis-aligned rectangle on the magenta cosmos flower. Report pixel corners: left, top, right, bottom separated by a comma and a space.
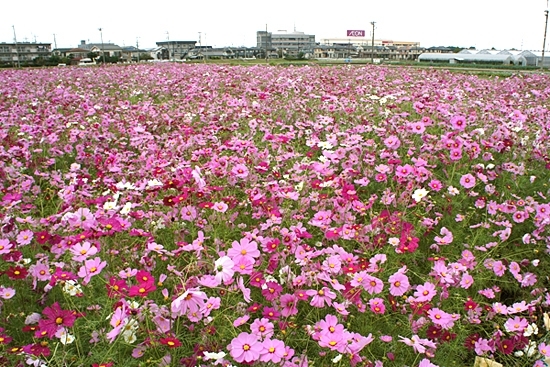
229, 332, 262, 363
36, 302, 76, 338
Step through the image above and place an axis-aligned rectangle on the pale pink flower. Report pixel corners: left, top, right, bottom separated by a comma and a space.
77, 257, 107, 285
214, 256, 235, 284
231, 164, 249, 178
0, 286, 15, 299
16, 230, 34, 246
388, 271, 410, 296
171, 288, 207, 316
229, 332, 262, 363
412, 282, 437, 303
228, 237, 260, 263
0, 239, 12, 254
250, 318, 274, 339
259, 338, 286, 363
306, 287, 336, 307
70, 241, 98, 262
459, 174, 476, 189
213, 201, 229, 213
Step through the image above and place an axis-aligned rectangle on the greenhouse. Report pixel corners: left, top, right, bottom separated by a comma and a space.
418, 52, 527, 65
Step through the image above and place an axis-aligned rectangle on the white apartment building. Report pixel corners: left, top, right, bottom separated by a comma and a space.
0, 42, 51, 63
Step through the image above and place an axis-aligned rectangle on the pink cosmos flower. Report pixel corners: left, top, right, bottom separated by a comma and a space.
16, 229, 34, 246
306, 287, 336, 307
262, 306, 281, 320
427, 308, 457, 329
317, 314, 344, 336
259, 338, 286, 363
539, 342, 549, 356
512, 210, 528, 223
460, 273, 474, 289
250, 318, 274, 339
231, 164, 249, 179
474, 338, 493, 355
369, 298, 386, 314
233, 315, 250, 327
504, 316, 528, 333
228, 237, 260, 263
212, 201, 229, 213
180, 205, 197, 221
200, 296, 221, 317
318, 329, 346, 351
280, 294, 299, 317
171, 288, 207, 316
228, 332, 262, 363
459, 173, 476, 189
233, 256, 255, 275
262, 281, 283, 302
383, 135, 401, 150
419, 358, 438, 367
363, 275, 384, 295
0, 286, 15, 299
450, 115, 467, 130
77, 257, 107, 285
0, 239, 13, 254
70, 241, 98, 262
412, 282, 437, 303
67, 207, 96, 230
398, 334, 435, 354
409, 121, 426, 134
388, 271, 410, 296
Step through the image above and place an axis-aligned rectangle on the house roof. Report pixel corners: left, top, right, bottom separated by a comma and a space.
80, 43, 122, 51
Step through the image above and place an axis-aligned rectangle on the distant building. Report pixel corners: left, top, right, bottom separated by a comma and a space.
0, 42, 51, 64
78, 40, 123, 58
257, 30, 315, 58
320, 38, 420, 49
156, 41, 196, 60
52, 47, 89, 62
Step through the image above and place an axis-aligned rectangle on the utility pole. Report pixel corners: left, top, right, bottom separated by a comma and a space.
371, 21, 376, 64
12, 25, 20, 68
53, 33, 58, 50
265, 24, 268, 62
542, 9, 549, 70
136, 37, 140, 63
166, 31, 172, 61
99, 28, 105, 64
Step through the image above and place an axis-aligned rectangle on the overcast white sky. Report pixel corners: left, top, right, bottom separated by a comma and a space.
2, 0, 549, 51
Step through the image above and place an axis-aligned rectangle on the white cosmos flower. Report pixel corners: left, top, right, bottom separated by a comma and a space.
203, 351, 227, 363
412, 188, 429, 203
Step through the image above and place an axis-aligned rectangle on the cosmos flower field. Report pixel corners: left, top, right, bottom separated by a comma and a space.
1, 63, 550, 367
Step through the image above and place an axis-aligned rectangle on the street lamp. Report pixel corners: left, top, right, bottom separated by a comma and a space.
98, 28, 105, 64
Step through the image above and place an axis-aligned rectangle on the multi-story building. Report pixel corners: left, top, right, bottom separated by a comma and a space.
0, 42, 51, 64
257, 30, 315, 58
